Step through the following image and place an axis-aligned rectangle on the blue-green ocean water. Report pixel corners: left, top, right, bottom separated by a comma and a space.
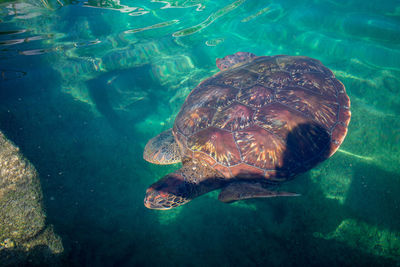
1, 0, 400, 265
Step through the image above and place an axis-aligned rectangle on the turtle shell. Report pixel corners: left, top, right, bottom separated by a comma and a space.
173, 55, 351, 182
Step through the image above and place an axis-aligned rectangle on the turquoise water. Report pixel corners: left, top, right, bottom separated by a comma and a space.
1, 0, 400, 265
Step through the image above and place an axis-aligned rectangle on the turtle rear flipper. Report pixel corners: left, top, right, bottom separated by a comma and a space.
216, 52, 256, 71
143, 128, 181, 165
218, 182, 300, 203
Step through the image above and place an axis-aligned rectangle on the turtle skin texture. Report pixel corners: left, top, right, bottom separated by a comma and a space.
172, 55, 351, 183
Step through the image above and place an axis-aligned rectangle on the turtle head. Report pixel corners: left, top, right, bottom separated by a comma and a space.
144, 173, 194, 210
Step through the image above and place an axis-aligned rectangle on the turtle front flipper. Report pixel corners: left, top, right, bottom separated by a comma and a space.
218, 182, 300, 203
143, 128, 181, 165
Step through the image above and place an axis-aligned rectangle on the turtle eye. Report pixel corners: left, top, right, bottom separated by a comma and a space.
154, 182, 169, 191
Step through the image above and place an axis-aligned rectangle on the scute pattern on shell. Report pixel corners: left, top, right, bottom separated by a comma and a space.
174, 55, 351, 181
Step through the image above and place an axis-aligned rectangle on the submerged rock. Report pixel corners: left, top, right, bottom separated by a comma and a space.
0, 131, 63, 265
314, 218, 400, 260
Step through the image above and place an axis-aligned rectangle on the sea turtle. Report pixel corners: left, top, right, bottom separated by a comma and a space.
143, 52, 351, 210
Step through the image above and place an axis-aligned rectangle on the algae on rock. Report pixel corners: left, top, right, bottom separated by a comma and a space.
0, 131, 63, 263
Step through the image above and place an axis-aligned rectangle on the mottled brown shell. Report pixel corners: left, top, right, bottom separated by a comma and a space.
173, 55, 351, 182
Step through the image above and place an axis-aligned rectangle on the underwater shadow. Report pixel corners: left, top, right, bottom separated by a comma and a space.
275, 122, 332, 181
344, 161, 400, 232
0, 245, 63, 266
0, 76, 149, 266
170, 122, 398, 266
86, 64, 160, 137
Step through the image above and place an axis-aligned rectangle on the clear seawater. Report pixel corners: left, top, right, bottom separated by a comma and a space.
1, 0, 400, 265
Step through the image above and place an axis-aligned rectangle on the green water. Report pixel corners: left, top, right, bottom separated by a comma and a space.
0, 0, 399, 265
